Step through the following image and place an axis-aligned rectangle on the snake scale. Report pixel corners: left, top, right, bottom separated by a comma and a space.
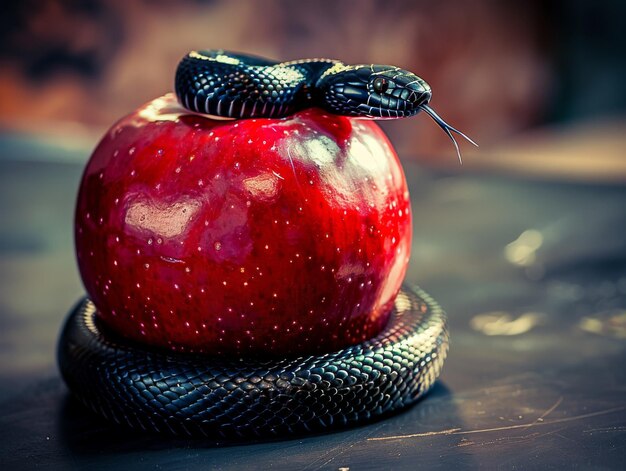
59, 286, 448, 438
58, 50, 467, 437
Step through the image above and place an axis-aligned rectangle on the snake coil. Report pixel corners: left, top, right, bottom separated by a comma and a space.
58, 286, 448, 437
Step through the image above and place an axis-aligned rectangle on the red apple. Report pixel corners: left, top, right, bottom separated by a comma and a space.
75, 94, 412, 356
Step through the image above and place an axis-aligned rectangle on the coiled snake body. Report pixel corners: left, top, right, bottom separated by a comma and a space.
58, 50, 466, 437
59, 287, 448, 438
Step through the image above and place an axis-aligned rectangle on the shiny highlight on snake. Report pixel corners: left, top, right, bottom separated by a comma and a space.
175, 50, 477, 162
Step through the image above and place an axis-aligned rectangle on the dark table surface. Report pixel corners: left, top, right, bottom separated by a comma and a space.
1, 136, 625, 470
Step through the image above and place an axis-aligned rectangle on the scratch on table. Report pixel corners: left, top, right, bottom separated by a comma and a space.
583, 426, 626, 435
301, 422, 385, 471
523, 395, 563, 430
368, 406, 626, 442
300, 436, 355, 471
538, 396, 564, 421
315, 441, 357, 471
456, 426, 567, 448
371, 427, 461, 440
457, 438, 474, 447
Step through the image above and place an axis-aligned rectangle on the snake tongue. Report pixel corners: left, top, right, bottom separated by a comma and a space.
419, 104, 478, 164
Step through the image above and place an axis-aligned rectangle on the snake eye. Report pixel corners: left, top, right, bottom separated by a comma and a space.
373, 77, 389, 94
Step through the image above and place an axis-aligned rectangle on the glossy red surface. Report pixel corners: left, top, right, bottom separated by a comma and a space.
75, 94, 412, 356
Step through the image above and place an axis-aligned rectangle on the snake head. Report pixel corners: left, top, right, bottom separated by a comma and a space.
317, 63, 477, 163
316, 64, 432, 119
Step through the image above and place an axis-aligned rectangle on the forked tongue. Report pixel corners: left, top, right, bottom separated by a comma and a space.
419, 104, 478, 164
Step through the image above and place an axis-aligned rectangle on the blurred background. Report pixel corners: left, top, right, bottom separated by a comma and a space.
0, 0, 624, 177
1, 1, 626, 467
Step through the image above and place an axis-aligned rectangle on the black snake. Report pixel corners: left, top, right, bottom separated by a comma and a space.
59, 50, 466, 437
174, 50, 476, 162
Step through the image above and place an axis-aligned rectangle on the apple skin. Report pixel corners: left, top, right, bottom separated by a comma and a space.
75, 94, 412, 356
